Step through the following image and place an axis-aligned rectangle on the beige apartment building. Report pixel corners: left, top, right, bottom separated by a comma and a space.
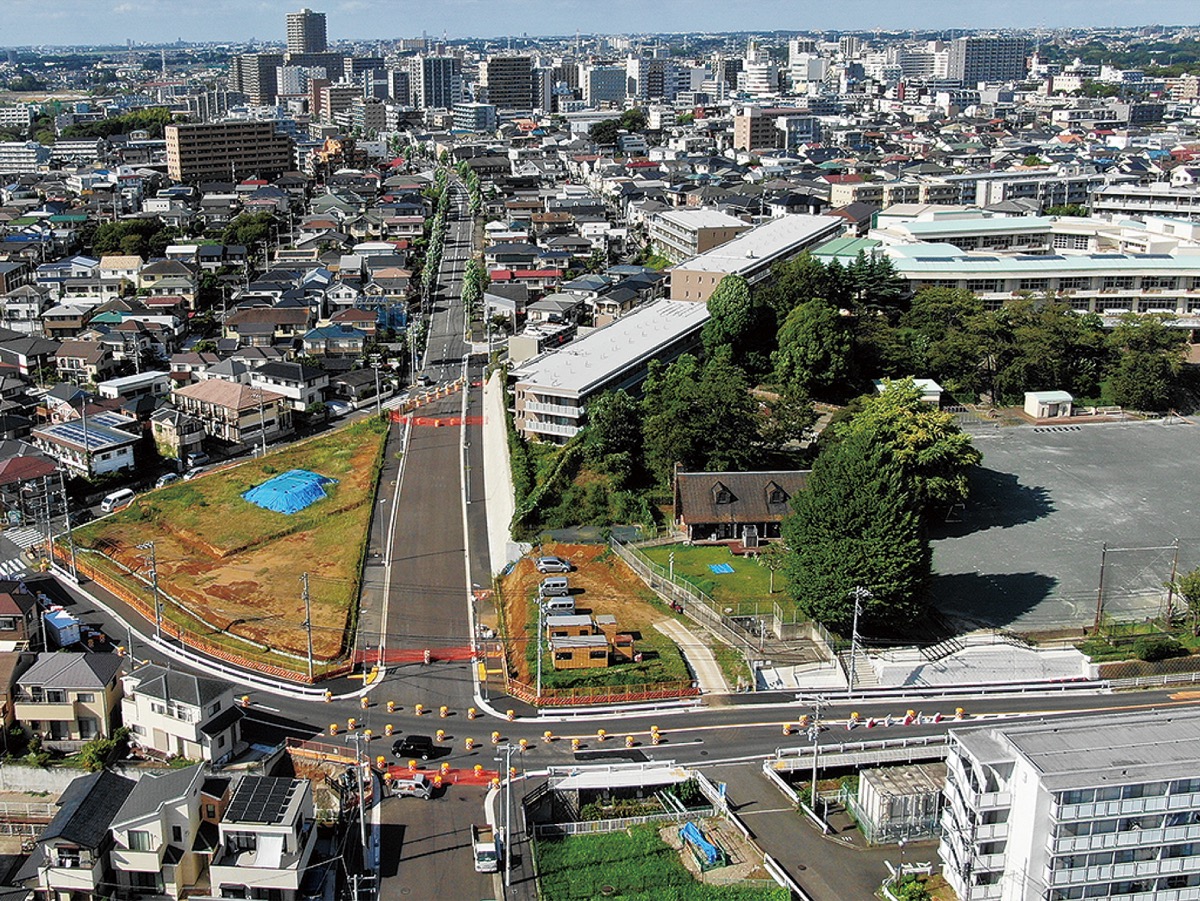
648, 209, 750, 264
165, 121, 295, 182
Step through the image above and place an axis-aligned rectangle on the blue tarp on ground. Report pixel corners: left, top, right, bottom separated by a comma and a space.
242, 469, 338, 515
680, 822, 720, 867
709, 563, 735, 574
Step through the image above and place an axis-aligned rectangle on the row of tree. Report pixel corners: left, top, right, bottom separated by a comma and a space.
703, 254, 1192, 412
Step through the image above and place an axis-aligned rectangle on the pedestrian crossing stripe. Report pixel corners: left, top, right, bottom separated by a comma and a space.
0, 558, 28, 578
4, 528, 43, 550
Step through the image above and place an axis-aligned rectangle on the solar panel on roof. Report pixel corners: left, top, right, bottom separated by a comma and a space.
225, 777, 298, 825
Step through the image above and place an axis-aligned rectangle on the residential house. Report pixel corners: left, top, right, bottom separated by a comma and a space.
15, 770, 136, 901
109, 764, 210, 901
249, 362, 329, 411
205, 776, 318, 901
1, 284, 53, 334
97, 255, 143, 291
546, 613, 636, 669
0, 332, 60, 376
13, 651, 124, 750
0, 261, 31, 294
0, 649, 33, 731
0, 581, 42, 650
330, 368, 393, 408
120, 665, 244, 763
672, 469, 811, 543
301, 323, 367, 358
55, 340, 118, 384
171, 380, 292, 445
32, 413, 140, 477
149, 407, 205, 463
223, 306, 311, 347
42, 303, 94, 340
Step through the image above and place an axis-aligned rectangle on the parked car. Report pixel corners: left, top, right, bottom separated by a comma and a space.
536, 556, 572, 573
327, 400, 354, 419
182, 467, 208, 481
155, 473, 180, 489
187, 452, 210, 468
391, 734, 436, 761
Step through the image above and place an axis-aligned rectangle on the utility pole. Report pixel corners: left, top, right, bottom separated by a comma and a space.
345, 731, 369, 858
302, 572, 314, 682
495, 743, 517, 888
535, 601, 544, 701
1093, 543, 1108, 634
137, 542, 161, 641
373, 364, 382, 417
256, 387, 267, 459
800, 694, 825, 812
847, 586, 871, 699
1166, 539, 1181, 624
58, 470, 77, 580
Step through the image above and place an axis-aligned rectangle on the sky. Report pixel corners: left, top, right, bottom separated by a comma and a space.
2, 0, 1197, 47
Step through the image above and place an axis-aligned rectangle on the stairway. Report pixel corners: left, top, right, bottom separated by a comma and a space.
838, 650, 881, 690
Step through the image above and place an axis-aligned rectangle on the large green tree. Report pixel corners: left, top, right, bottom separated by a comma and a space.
782, 428, 930, 632
641, 351, 758, 483
701, 274, 773, 377
832, 379, 982, 515
773, 299, 851, 396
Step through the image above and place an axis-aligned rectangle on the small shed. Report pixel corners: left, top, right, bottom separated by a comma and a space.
853, 762, 946, 844
1024, 390, 1073, 420
874, 377, 944, 407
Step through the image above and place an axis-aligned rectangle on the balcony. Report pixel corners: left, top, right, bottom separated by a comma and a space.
523, 419, 580, 438
524, 400, 582, 417
977, 791, 1012, 812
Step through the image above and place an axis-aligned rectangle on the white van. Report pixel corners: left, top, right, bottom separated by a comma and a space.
543, 597, 575, 614
539, 576, 570, 598
100, 488, 135, 513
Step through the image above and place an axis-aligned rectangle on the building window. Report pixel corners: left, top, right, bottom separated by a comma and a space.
172, 825, 183, 843
76, 693, 95, 703
206, 804, 217, 819
128, 829, 153, 852
0, 617, 17, 631
45, 689, 65, 704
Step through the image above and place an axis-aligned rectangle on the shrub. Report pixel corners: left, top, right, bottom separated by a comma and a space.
1132, 636, 1187, 662
78, 727, 131, 772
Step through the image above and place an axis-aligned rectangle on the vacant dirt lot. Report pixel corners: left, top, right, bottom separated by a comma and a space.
72, 420, 388, 662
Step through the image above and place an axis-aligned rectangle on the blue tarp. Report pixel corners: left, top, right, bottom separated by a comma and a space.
242, 469, 338, 515
680, 822, 719, 867
709, 563, 734, 574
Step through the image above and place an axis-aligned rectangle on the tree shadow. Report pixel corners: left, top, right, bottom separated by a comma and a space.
928, 467, 1054, 539
928, 570, 1060, 630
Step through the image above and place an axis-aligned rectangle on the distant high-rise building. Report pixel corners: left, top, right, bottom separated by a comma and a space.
166, 121, 294, 182
287, 8, 327, 55
409, 55, 461, 110
480, 55, 535, 111
580, 64, 626, 107
386, 69, 411, 105
947, 35, 1028, 85
229, 52, 284, 105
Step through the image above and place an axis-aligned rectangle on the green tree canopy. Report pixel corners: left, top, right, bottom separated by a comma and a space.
782, 428, 930, 632
641, 351, 758, 483
832, 379, 982, 514
773, 298, 851, 397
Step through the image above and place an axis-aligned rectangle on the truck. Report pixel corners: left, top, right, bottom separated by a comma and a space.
472, 824, 499, 873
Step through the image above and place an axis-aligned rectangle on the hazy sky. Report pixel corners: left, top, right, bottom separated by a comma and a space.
3, 0, 1197, 46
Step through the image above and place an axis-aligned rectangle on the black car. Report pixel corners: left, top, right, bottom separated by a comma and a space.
392, 734, 436, 760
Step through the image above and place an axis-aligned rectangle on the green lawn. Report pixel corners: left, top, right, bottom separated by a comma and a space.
536, 826, 787, 901
642, 544, 781, 615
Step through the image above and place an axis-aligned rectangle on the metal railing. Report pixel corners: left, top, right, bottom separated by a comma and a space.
533, 806, 715, 837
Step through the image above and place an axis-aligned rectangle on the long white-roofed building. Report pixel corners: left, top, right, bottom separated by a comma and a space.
510, 299, 709, 443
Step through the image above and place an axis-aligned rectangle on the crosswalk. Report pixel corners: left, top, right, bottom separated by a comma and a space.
0, 557, 28, 579
4, 527, 44, 550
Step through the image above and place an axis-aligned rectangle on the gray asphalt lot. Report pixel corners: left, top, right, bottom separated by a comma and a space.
929, 420, 1200, 631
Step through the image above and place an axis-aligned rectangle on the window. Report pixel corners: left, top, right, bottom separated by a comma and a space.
205, 804, 217, 819
76, 693, 95, 703
128, 829, 153, 852
589, 650, 608, 660
45, 689, 66, 704
77, 718, 98, 740
0, 617, 17, 631
218, 734, 227, 748
172, 825, 183, 843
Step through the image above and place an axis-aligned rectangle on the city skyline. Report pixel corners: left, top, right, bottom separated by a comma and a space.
2, 0, 1198, 47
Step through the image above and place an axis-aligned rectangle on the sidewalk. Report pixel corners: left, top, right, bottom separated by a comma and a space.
482, 370, 525, 576
655, 618, 730, 695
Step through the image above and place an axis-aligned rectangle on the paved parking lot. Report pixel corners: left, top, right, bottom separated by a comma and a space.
928, 421, 1200, 631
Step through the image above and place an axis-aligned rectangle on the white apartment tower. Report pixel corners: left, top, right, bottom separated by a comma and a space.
941, 709, 1200, 901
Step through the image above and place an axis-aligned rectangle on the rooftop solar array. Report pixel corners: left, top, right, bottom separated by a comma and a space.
90, 411, 135, 429
40, 421, 135, 451
224, 777, 298, 825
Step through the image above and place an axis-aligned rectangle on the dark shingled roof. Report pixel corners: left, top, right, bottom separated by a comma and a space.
673, 470, 811, 526
127, 664, 231, 709
42, 770, 136, 849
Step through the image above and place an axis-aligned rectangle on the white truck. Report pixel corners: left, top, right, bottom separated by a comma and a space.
472, 824, 499, 873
